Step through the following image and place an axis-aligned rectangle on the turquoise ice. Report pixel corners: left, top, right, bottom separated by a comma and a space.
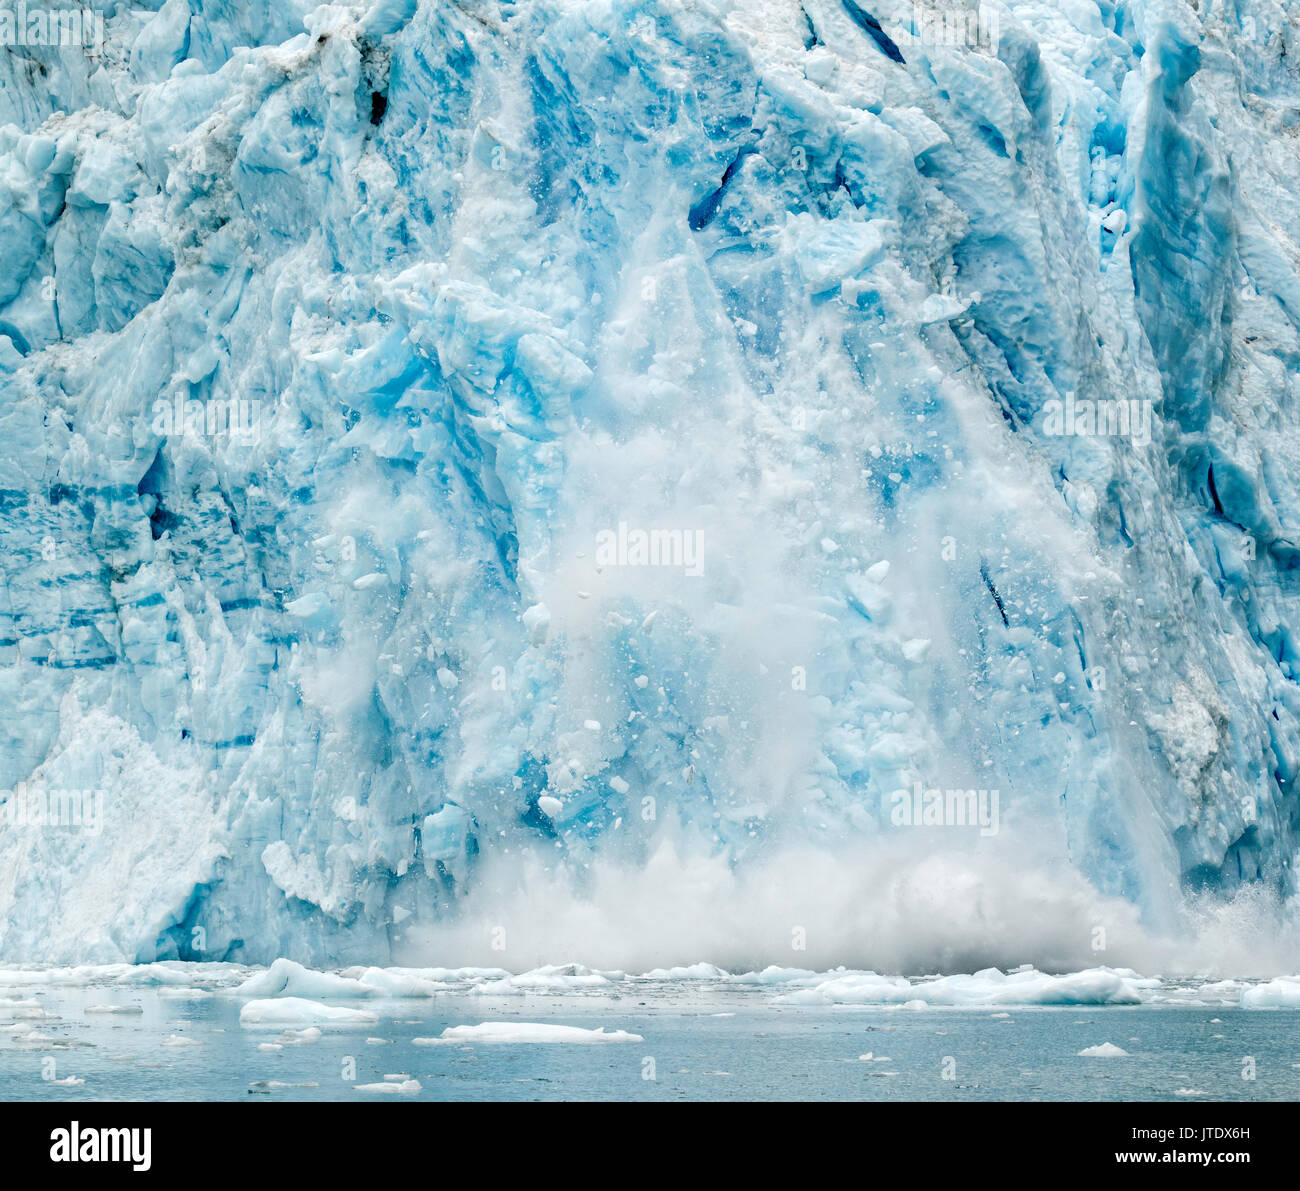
0, 0, 1298, 972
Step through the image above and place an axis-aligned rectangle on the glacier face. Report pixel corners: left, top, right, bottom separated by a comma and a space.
1, 0, 1299, 970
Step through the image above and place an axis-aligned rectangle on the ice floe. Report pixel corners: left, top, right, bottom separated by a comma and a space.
239, 998, 378, 1025
1077, 1043, 1129, 1057
418, 1023, 644, 1045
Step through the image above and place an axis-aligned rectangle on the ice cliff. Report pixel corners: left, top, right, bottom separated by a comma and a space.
1, 0, 1300, 971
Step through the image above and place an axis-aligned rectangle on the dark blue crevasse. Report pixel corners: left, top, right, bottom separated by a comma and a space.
841, 0, 905, 64
688, 143, 758, 231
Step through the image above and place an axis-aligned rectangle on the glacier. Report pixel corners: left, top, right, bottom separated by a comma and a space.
1, 0, 1300, 974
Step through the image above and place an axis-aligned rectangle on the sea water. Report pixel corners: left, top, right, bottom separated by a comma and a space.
2, 969, 1297, 1102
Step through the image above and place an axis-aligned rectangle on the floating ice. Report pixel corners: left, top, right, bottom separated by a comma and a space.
353, 1079, 421, 1095
274, 1026, 323, 1045
421, 1023, 644, 1045
640, 963, 730, 981
235, 959, 374, 1000
1077, 1043, 1129, 1057
1241, 977, 1300, 1008
777, 968, 1147, 1007
239, 998, 379, 1025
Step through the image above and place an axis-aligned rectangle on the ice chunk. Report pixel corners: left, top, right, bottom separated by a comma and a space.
1077, 1043, 1129, 1057
1241, 977, 1300, 1008
420, 1022, 644, 1045
239, 999, 378, 1025
354, 1079, 421, 1094
235, 959, 371, 1000
778, 968, 1145, 1007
